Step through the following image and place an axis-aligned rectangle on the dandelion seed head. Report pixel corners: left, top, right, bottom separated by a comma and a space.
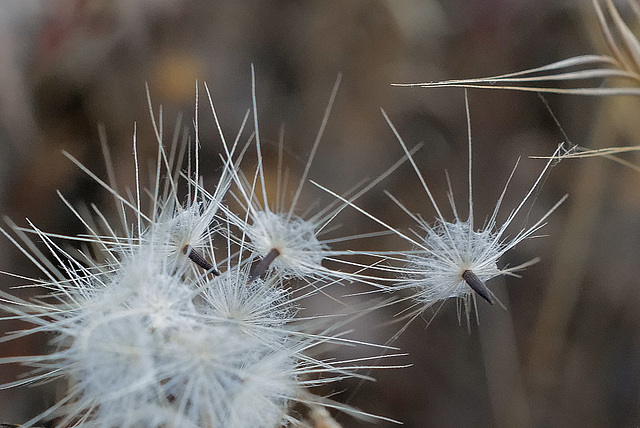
406, 218, 502, 304
69, 309, 159, 412
204, 268, 295, 334
0, 75, 397, 427
112, 248, 197, 311
52, 260, 298, 426
152, 200, 220, 272
157, 324, 296, 428
44, 259, 192, 421
245, 210, 326, 278
220, 350, 296, 428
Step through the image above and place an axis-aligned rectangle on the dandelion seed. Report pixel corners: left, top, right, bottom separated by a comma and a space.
220, 66, 340, 282
239, 208, 327, 280
314, 93, 567, 325
224, 66, 411, 286
202, 257, 295, 339
384, 94, 566, 320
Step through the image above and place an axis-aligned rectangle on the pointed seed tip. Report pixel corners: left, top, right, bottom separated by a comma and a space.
462, 270, 494, 305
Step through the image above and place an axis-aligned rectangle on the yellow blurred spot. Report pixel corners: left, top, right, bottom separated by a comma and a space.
152, 52, 204, 102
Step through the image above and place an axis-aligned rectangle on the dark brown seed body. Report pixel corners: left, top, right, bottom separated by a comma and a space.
462, 269, 494, 304
183, 245, 220, 276
248, 248, 281, 282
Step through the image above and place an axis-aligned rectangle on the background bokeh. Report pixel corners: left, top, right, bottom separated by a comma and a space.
0, 1, 639, 427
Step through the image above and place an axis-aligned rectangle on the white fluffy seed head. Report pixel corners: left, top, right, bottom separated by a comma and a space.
203, 267, 295, 335
42, 250, 192, 422
151, 323, 297, 428
65, 308, 161, 423
0, 77, 399, 427
316, 106, 567, 326
36, 244, 302, 427
405, 219, 502, 304
244, 210, 326, 278
148, 199, 221, 273
3, 202, 367, 426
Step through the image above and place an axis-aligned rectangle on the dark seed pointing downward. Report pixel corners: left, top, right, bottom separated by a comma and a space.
462, 270, 494, 305
248, 248, 281, 283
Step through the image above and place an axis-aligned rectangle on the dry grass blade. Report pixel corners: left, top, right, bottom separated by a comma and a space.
531, 144, 640, 173
393, 0, 640, 96
598, 0, 640, 72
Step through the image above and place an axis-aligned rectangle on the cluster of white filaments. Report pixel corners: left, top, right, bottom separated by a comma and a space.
49, 248, 299, 428
223, 73, 352, 284
389, 97, 567, 321
406, 218, 502, 304
243, 210, 325, 278
0, 61, 568, 426
0, 68, 404, 428
314, 93, 566, 326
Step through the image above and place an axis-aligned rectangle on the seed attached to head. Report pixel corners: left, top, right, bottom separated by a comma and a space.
462, 270, 494, 305
248, 248, 281, 282
183, 245, 220, 276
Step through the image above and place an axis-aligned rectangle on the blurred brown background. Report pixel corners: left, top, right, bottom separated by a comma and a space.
0, 0, 639, 427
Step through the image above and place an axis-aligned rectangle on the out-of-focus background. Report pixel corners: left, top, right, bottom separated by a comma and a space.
1, 1, 639, 427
